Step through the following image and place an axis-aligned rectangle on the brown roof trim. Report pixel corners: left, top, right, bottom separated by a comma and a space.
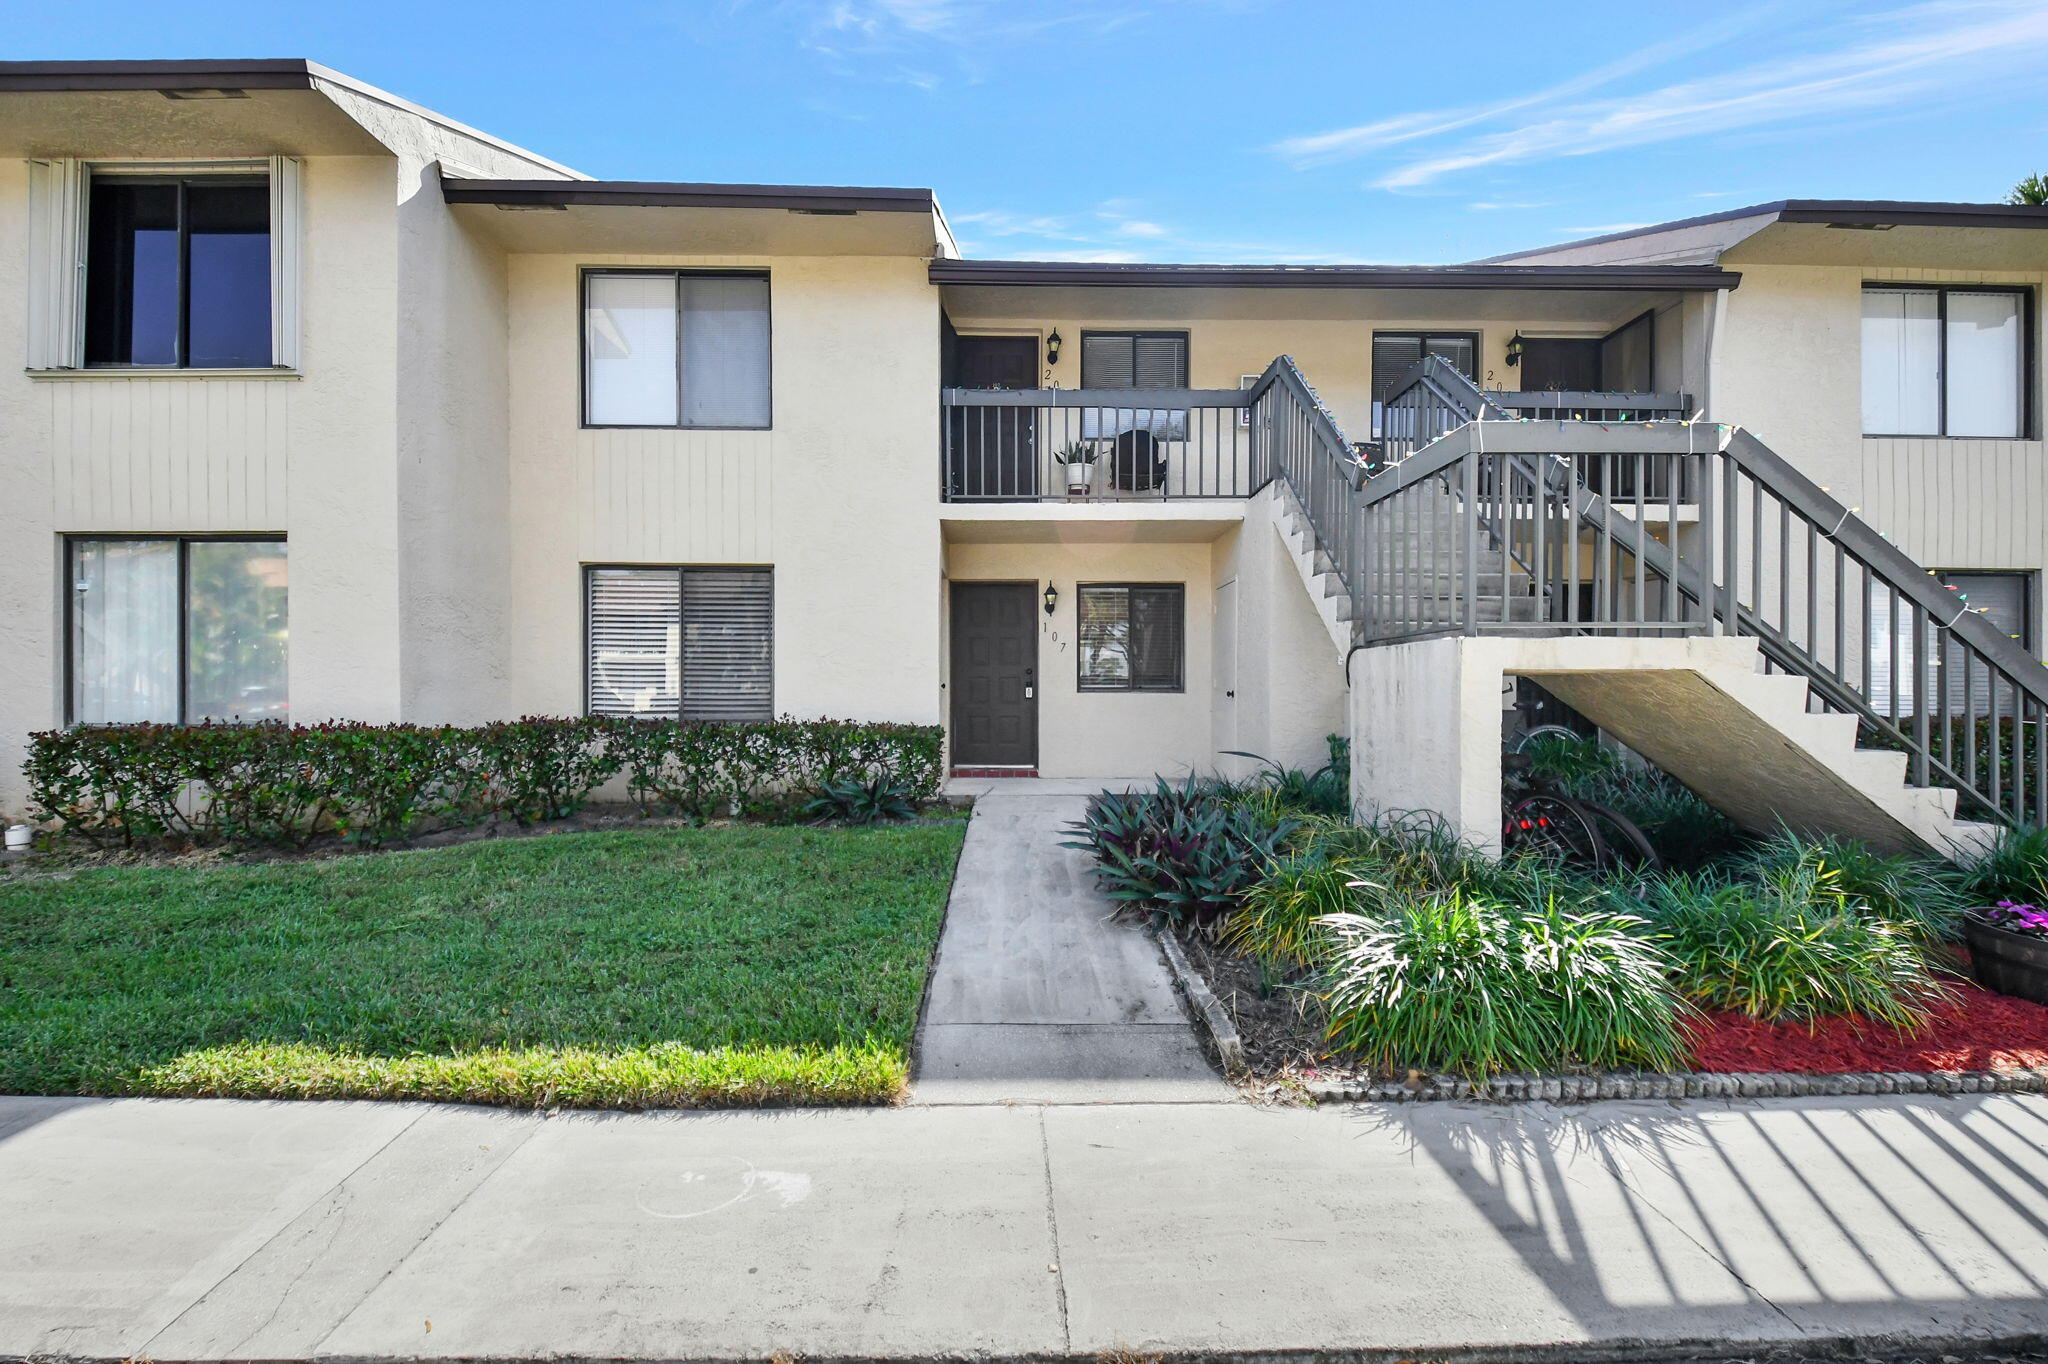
0, 58, 318, 92
930, 259, 1740, 291
1474, 199, 2048, 263
443, 178, 936, 213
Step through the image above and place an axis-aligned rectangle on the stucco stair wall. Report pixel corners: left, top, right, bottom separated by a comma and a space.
1349, 633, 2000, 861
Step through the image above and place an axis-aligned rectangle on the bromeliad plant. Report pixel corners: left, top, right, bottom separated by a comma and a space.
1063, 776, 1295, 925
803, 774, 919, 826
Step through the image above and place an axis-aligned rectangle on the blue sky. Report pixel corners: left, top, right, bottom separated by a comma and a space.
14, 0, 2048, 263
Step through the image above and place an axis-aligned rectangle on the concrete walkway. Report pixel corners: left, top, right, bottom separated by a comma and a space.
8, 1091, 2048, 1361
912, 789, 1224, 1104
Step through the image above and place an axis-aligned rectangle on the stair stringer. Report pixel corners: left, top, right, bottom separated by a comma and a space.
1349, 633, 1999, 862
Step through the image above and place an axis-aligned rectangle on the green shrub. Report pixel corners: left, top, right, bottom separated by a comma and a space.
1318, 891, 1689, 1078
1523, 732, 1744, 870
1220, 733, 1351, 819
1736, 829, 1965, 943
804, 774, 918, 825
1063, 776, 1295, 924
25, 716, 944, 849
1517, 731, 1622, 785
1959, 823, 2048, 909
1629, 871, 1951, 1028
1224, 850, 1361, 971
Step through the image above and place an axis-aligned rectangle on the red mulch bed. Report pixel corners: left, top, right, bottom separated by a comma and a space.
1688, 975, 2048, 1074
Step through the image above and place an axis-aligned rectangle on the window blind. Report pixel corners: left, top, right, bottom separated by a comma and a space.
1080, 332, 1188, 389
1866, 571, 2032, 716
1372, 332, 1477, 435
587, 567, 772, 720
584, 271, 771, 428
1077, 583, 1184, 691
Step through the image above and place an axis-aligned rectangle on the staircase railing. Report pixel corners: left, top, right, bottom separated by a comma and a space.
1367, 362, 2048, 827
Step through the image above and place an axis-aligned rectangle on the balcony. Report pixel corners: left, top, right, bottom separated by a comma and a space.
940, 387, 1261, 502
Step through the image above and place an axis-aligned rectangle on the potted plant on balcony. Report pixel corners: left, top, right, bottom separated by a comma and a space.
1053, 441, 1098, 497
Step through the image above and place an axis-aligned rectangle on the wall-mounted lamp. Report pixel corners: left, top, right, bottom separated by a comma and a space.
1045, 329, 1063, 368
1043, 582, 1059, 616
1504, 331, 1525, 368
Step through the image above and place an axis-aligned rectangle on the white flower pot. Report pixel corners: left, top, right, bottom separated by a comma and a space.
4, 825, 31, 851
1065, 463, 1096, 496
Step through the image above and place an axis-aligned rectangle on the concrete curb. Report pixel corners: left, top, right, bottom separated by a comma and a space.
1308, 1066, 2048, 1104
1158, 929, 1248, 1077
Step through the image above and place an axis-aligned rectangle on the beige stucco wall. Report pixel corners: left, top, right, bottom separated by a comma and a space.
1209, 507, 1349, 778
503, 252, 944, 726
1714, 259, 2048, 587
0, 152, 410, 815
944, 538, 1219, 778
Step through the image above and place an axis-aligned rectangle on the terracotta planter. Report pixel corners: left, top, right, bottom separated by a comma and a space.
1963, 909, 2048, 1005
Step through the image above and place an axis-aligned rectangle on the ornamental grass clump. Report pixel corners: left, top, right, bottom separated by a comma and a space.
1736, 829, 1965, 944
1318, 891, 1689, 1079
1628, 871, 1952, 1029
1960, 823, 2048, 911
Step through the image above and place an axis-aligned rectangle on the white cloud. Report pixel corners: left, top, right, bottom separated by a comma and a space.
1272, 0, 2048, 190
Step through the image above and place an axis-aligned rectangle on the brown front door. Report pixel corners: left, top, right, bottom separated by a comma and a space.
950, 582, 1037, 767
948, 336, 1039, 499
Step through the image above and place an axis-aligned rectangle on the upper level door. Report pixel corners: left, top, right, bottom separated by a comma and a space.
1518, 338, 1601, 392
948, 336, 1039, 499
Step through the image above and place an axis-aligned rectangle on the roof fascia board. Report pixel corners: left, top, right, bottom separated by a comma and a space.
445, 178, 938, 213
929, 261, 1740, 290
1476, 199, 2048, 264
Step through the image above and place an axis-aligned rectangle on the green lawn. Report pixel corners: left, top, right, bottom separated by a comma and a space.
0, 822, 966, 1108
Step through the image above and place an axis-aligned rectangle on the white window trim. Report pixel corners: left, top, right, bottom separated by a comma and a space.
24, 155, 302, 373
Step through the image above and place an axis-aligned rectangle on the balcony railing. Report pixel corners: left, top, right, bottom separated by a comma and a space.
1486, 390, 1694, 423
941, 388, 1258, 501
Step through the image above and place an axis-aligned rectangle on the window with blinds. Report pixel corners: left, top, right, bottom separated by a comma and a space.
1077, 583, 1185, 692
1861, 285, 2026, 438
1866, 570, 2034, 715
586, 567, 773, 720
1371, 331, 1479, 436
1080, 331, 1188, 389
583, 270, 771, 429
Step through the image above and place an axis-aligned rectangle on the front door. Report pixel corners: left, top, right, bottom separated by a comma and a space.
950, 582, 1038, 767
948, 336, 1039, 499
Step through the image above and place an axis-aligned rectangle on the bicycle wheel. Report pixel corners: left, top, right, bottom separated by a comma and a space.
1503, 794, 1607, 869
1577, 798, 1662, 874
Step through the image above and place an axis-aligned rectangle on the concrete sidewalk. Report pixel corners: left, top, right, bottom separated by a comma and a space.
7, 1091, 2048, 1361
912, 790, 1223, 1104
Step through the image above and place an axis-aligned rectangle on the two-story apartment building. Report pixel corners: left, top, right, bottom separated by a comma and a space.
3, 60, 2044, 856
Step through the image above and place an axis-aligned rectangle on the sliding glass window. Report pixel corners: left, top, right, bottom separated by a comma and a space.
1862, 285, 2027, 438
69, 537, 289, 724
583, 270, 771, 428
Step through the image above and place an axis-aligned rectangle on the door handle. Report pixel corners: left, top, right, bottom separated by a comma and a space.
1025, 686, 1034, 699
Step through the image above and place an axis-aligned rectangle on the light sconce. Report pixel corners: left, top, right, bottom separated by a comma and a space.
1505, 332, 1525, 368
1043, 582, 1059, 616
1045, 329, 1063, 368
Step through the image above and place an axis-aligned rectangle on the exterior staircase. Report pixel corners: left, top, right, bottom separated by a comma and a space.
1243, 352, 2046, 859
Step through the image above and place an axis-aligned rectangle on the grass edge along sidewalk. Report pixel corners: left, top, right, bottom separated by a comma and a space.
0, 821, 966, 1108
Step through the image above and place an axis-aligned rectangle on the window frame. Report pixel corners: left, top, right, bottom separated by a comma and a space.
581, 563, 776, 720
578, 267, 775, 431
83, 171, 271, 371
26, 157, 300, 375
62, 532, 289, 727
1075, 581, 1186, 694
1371, 330, 1482, 437
1078, 329, 1190, 389
1861, 282, 2034, 440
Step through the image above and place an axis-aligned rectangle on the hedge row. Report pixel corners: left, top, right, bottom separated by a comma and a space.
26, 716, 944, 849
